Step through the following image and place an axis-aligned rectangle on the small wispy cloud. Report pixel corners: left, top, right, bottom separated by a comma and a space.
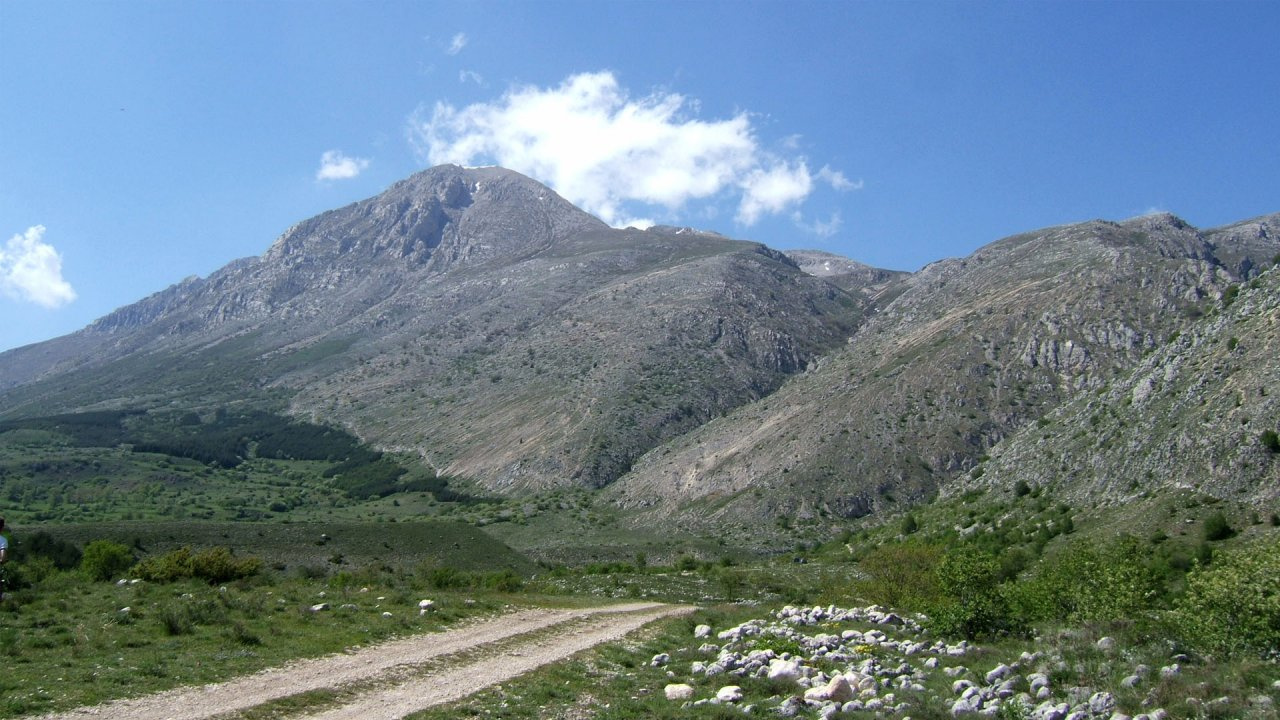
1, 225, 77, 308
446, 32, 468, 55
410, 70, 854, 229
817, 165, 862, 191
459, 69, 484, 85
792, 211, 843, 238
316, 150, 370, 181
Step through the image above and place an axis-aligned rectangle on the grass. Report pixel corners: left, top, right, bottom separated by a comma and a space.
0, 565, 534, 718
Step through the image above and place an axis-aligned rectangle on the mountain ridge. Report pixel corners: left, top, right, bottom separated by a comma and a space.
1, 165, 1277, 538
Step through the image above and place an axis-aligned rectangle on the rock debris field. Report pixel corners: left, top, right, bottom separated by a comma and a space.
653, 604, 1280, 719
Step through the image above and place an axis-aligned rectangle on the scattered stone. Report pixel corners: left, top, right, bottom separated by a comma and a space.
664, 683, 694, 701
1096, 636, 1116, 651
694, 623, 712, 638
309, 603, 330, 612
381, 611, 393, 618
985, 663, 1011, 684
418, 599, 435, 616
650, 653, 670, 667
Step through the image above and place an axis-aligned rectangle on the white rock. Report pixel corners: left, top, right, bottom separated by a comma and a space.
664, 683, 694, 701
381, 611, 393, 618
716, 685, 744, 703
1096, 636, 1116, 651
768, 659, 802, 683
309, 603, 330, 612
650, 653, 670, 667
694, 623, 712, 638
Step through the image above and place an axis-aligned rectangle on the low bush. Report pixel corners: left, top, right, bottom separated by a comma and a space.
133, 546, 261, 584
80, 540, 135, 582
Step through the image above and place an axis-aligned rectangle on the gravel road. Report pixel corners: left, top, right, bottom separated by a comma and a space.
33, 602, 691, 720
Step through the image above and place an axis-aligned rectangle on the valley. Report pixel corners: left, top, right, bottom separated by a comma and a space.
0, 166, 1278, 718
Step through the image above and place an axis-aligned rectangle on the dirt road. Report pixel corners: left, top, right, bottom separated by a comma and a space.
34, 602, 692, 720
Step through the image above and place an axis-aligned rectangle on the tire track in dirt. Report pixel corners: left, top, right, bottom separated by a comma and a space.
298, 603, 691, 720
32, 602, 690, 720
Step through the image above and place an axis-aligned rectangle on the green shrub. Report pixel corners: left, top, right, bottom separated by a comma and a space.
191, 547, 261, 584
134, 547, 196, 582
1260, 430, 1280, 454
1013, 535, 1162, 625
1170, 538, 1280, 658
930, 546, 1022, 639
1202, 511, 1235, 542
133, 546, 260, 584
80, 540, 135, 582
855, 542, 943, 611
900, 513, 919, 535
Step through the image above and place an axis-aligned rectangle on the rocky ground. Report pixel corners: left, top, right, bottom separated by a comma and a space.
652, 604, 1280, 718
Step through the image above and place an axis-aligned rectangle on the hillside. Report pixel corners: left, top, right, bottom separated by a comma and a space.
973, 258, 1280, 507
608, 213, 1280, 535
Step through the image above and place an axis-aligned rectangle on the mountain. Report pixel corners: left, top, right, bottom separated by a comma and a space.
607, 213, 1280, 535
0, 165, 873, 491
2, 165, 1276, 539
972, 251, 1280, 508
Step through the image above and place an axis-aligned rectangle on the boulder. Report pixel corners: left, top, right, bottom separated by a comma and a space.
694, 623, 712, 638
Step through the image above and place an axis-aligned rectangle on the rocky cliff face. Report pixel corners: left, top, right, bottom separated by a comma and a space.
607, 213, 1280, 535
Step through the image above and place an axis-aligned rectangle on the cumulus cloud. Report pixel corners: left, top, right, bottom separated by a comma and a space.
410, 71, 851, 228
446, 32, 467, 55
316, 150, 370, 181
0, 225, 77, 308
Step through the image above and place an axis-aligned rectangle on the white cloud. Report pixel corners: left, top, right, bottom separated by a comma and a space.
316, 150, 370, 181
817, 165, 862, 191
446, 32, 467, 55
459, 69, 484, 85
410, 71, 849, 228
0, 225, 77, 308
738, 160, 813, 225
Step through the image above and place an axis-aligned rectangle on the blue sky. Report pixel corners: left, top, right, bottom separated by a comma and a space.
2, 1, 1277, 352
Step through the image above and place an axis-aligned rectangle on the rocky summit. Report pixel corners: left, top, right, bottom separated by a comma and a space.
1, 165, 1277, 538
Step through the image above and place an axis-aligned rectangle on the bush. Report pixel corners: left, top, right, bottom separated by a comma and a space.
1261, 430, 1280, 454
80, 540, 135, 582
1202, 511, 1235, 542
1170, 538, 1280, 658
930, 547, 1023, 639
1015, 535, 1163, 625
855, 542, 943, 610
900, 513, 919, 535
133, 546, 260, 584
